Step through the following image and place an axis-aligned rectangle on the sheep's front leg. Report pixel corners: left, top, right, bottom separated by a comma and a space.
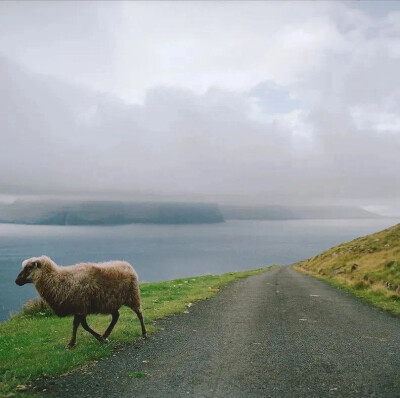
79, 315, 105, 343
102, 310, 119, 339
66, 315, 81, 349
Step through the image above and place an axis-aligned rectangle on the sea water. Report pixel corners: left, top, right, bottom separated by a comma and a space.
0, 218, 398, 321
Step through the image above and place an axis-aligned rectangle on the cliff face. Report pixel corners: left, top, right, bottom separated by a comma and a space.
0, 201, 224, 225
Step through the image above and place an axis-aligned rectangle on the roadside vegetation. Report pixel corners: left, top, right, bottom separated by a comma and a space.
294, 223, 400, 315
0, 267, 275, 397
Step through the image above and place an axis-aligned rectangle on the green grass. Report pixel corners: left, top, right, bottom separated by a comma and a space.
0, 267, 275, 396
295, 266, 400, 315
294, 222, 400, 316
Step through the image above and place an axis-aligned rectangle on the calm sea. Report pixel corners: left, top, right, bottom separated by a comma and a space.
0, 218, 398, 321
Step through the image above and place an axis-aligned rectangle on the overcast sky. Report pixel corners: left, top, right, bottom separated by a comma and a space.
0, 1, 399, 214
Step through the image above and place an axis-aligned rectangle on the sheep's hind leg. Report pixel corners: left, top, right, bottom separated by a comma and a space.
79, 315, 105, 343
66, 315, 81, 349
134, 309, 147, 339
102, 310, 119, 339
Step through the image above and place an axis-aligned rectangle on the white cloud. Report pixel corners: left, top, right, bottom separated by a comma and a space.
351, 107, 400, 133
0, 1, 369, 103
0, 1, 399, 210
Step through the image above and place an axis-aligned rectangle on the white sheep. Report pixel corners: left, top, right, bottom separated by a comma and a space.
15, 255, 147, 348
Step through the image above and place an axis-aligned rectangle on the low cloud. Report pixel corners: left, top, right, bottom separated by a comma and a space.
0, 2, 399, 212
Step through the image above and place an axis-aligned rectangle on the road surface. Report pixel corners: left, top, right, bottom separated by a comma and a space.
42, 267, 400, 397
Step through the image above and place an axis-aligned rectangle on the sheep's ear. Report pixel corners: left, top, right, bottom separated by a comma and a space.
34, 261, 41, 269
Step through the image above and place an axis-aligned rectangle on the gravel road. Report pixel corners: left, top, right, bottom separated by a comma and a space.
42, 266, 400, 398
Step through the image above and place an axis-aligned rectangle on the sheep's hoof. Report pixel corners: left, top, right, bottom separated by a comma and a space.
66, 343, 75, 350
142, 334, 148, 340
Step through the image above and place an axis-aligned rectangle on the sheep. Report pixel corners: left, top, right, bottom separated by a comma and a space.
15, 255, 147, 349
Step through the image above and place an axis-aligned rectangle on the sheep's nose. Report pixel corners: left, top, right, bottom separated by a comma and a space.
15, 278, 24, 286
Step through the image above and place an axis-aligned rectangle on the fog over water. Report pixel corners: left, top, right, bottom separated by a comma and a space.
0, 1, 399, 215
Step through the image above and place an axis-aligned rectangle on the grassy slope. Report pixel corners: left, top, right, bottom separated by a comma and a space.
294, 223, 400, 315
0, 267, 274, 396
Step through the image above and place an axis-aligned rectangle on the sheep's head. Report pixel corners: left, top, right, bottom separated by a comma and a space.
15, 256, 54, 286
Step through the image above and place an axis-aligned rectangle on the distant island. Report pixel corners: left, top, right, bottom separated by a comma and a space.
0, 200, 381, 226
0, 200, 224, 225
220, 205, 382, 220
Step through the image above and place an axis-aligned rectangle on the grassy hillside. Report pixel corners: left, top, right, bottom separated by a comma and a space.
0, 267, 275, 397
294, 223, 400, 314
